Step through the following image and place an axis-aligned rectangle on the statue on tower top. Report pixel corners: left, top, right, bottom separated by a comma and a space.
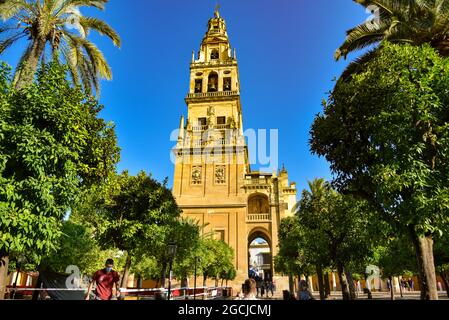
214, 4, 220, 18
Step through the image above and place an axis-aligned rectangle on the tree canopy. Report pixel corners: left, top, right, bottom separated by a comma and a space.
311, 42, 449, 299
0, 0, 121, 93
0, 61, 119, 262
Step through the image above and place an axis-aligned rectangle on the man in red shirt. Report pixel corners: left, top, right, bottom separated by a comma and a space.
85, 259, 121, 300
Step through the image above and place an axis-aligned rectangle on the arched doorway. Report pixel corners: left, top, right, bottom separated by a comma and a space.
248, 231, 273, 282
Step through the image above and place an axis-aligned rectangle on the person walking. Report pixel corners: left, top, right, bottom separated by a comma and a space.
408, 278, 415, 292
269, 280, 275, 297
260, 280, 265, 297
297, 280, 315, 301
85, 259, 121, 301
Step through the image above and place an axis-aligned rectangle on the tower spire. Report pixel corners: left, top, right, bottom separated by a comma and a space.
214, 1, 220, 18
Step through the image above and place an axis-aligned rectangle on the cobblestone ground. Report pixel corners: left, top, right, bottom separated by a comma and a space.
254, 291, 449, 301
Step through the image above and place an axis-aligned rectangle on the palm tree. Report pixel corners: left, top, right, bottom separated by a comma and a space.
0, 0, 121, 94
335, 0, 449, 79
295, 178, 330, 217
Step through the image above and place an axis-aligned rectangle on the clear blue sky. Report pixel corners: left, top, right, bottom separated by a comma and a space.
2, 0, 368, 193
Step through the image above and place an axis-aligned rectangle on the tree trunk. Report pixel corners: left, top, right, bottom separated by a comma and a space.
316, 265, 326, 300
324, 272, 331, 298
120, 253, 132, 289
203, 274, 207, 288
336, 261, 351, 300
137, 274, 142, 289
288, 274, 294, 295
389, 277, 395, 301
440, 272, 449, 298
160, 260, 167, 288
14, 37, 46, 90
345, 271, 357, 300
0, 254, 9, 300
408, 228, 438, 300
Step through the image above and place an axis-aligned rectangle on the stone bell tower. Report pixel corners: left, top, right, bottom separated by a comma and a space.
172, 8, 297, 290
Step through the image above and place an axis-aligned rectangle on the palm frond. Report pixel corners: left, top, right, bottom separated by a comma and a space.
0, 0, 33, 20
0, 31, 26, 53
79, 16, 121, 47
339, 48, 379, 82
336, 22, 387, 60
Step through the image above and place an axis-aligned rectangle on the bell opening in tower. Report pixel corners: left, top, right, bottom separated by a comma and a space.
208, 72, 219, 92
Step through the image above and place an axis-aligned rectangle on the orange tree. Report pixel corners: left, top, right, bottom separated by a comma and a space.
311, 43, 449, 300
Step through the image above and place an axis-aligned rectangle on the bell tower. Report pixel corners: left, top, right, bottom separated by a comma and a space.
172, 9, 297, 290
173, 8, 249, 202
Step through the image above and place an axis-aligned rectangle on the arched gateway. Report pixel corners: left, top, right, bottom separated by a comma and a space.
172, 9, 297, 292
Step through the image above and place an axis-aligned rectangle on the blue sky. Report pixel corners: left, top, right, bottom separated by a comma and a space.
2, 0, 368, 193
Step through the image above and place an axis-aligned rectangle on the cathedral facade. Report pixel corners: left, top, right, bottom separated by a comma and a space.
172, 9, 297, 290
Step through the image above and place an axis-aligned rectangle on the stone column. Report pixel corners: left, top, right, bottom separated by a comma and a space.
218, 71, 223, 92
203, 75, 208, 93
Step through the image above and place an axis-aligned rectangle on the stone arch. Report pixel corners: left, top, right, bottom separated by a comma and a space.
248, 227, 272, 247
248, 227, 273, 282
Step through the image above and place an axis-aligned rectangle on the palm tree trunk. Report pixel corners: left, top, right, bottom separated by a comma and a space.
0, 253, 9, 300
408, 227, 438, 300
15, 37, 46, 90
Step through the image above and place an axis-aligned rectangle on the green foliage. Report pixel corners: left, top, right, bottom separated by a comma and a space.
0, 0, 121, 93
377, 235, 417, 278
174, 237, 236, 283
41, 221, 125, 276
299, 180, 378, 272
130, 255, 160, 281
311, 43, 449, 237
275, 216, 315, 277
79, 171, 181, 255
434, 226, 449, 273
0, 61, 119, 261
276, 179, 380, 278
336, 0, 449, 79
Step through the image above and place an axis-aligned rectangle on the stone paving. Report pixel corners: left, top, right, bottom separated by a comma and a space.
254, 291, 449, 301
